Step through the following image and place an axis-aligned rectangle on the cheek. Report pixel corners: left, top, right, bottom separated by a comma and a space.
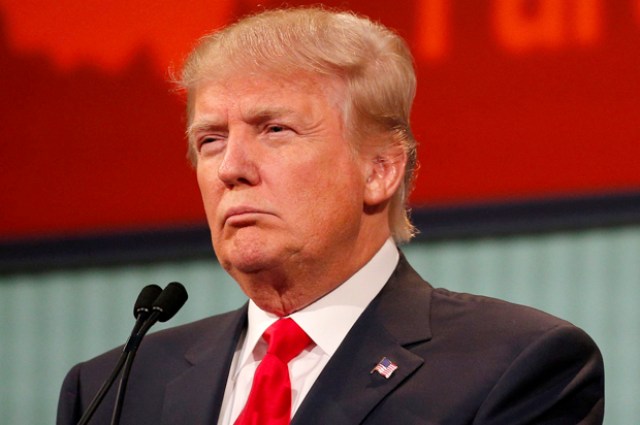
293, 164, 364, 228
197, 165, 222, 214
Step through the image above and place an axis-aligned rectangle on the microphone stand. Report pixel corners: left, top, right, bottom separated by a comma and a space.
109, 282, 188, 425
109, 310, 161, 425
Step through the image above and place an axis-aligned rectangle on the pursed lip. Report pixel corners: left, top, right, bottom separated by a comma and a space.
223, 206, 274, 224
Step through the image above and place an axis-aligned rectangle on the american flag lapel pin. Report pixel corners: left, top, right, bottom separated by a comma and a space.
370, 356, 398, 379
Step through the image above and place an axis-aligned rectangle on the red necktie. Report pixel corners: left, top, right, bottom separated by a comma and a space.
234, 318, 312, 425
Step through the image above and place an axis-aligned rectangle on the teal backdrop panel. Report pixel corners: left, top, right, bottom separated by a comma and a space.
1, 225, 637, 424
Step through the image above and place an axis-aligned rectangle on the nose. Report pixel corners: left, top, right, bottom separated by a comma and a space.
217, 132, 260, 188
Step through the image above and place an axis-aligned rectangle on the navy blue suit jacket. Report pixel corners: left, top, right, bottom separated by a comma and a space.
57, 256, 604, 424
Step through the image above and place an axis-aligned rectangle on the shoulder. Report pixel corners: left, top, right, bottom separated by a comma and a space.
424, 285, 603, 366
433, 284, 601, 356
394, 254, 589, 346
430, 287, 575, 339
391, 254, 578, 338
391, 254, 601, 379
430, 290, 606, 422
386, 259, 604, 422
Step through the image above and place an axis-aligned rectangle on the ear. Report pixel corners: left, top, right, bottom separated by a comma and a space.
362, 143, 407, 207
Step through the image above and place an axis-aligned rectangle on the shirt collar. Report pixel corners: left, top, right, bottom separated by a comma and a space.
238, 238, 399, 371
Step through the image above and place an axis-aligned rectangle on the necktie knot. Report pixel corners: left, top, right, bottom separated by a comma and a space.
264, 318, 311, 363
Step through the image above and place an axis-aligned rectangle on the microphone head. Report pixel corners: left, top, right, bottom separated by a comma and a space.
133, 284, 163, 319
153, 282, 189, 322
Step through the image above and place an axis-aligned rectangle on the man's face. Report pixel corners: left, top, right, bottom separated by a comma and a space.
191, 71, 370, 287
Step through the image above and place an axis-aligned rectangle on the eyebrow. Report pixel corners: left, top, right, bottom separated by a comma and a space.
186, 121, 223, 140
188, 106, 301, 136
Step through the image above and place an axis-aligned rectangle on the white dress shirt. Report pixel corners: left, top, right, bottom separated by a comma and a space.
217, 239, 399, 425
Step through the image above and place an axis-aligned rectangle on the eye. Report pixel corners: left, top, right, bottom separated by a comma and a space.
267, 125, 287, 133
197, 134, 226, 155
201, 136, 218, 144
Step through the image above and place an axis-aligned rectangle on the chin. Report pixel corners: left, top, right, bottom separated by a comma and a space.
214, 227, 303, 276
218, 241, 282, 275
226, 255, 275, 274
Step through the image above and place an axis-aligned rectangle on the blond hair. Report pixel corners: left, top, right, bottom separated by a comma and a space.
178, 7, 418, 242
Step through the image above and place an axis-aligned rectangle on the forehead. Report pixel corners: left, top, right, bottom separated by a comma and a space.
191, 70, 346, 121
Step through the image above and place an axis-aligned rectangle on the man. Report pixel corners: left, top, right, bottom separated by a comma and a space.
58, 7, 604, 425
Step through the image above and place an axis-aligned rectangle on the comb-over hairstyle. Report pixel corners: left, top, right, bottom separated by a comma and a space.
179, 7, 418, 242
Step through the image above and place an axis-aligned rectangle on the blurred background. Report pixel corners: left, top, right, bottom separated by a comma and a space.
1, 0, 638, 423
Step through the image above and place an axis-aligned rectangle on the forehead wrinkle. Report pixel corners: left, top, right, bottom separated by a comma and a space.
239, 104, 300, 123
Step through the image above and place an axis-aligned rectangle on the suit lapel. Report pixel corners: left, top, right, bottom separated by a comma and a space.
161, 305, 248, 425
292, 256, 433, 425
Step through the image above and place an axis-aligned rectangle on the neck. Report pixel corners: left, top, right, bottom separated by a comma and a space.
234, 230, 390, 316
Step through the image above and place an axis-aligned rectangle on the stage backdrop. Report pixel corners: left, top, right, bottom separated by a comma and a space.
1, 0, 639, 241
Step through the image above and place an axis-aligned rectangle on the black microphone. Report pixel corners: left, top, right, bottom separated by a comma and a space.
146, 281, 189, 324
77, 284, 163, 425
110, 282, 188, 425
124, 285, 163, 352
134, 285, 163, 319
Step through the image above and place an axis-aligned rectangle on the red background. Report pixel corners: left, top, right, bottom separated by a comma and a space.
1, 0, 639, 241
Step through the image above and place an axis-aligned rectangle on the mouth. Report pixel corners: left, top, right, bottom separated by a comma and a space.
223, 206, 273, 226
